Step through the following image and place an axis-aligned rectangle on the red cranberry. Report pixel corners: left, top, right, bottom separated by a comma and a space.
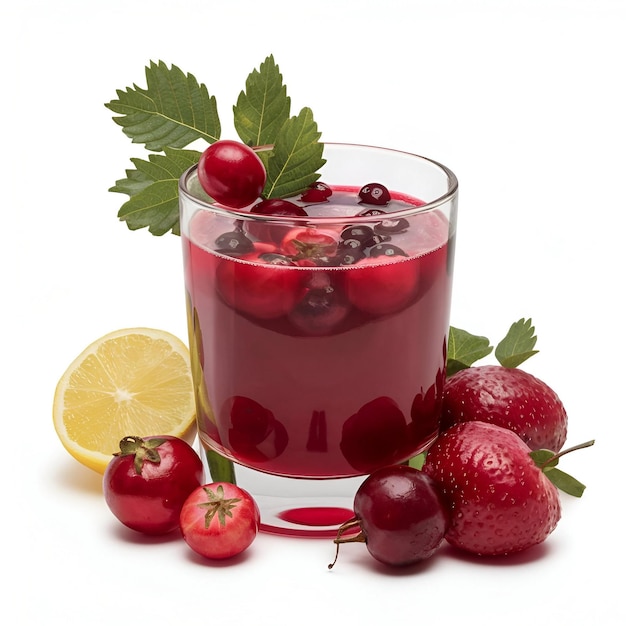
358, 183, 391, 206
247, 198, 309, 244
301, 181, 333, 203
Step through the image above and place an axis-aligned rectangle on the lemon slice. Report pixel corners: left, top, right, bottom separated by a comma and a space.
53, 328, 197, 473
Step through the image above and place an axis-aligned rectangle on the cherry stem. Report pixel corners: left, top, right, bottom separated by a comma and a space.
539, 439, 595, 469
327, 517, 365, 570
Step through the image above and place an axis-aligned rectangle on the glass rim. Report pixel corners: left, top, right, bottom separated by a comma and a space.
179, 142, 458, 226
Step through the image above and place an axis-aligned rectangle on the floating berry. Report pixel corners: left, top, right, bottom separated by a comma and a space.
357, 208, 387, 217
374, 217, 409, 234
214, 230, 255, 255
358, 183, 391, 206
341, 225, 375, 244
301, 181, 332, 203
281, 227, 339, 261
289, 282, 351, 336
369, 243, 408, 258
247, 198, 309, 244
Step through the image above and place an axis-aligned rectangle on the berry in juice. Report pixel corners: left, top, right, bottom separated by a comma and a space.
183, 187, 454, 478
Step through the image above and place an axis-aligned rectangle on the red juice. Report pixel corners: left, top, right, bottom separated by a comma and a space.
182, 187, 454, 478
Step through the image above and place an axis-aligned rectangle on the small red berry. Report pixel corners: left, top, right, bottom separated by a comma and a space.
358, 183, 391, 206
197, 140, 266, 209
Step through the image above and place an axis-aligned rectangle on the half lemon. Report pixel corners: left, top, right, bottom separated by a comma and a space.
53, 328, 197, 473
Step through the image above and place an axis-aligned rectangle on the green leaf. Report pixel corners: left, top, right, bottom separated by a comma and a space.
446, 326, 493, 376
105, 61, 220, 151
113, 148, 202, 236
262, 107, 326, 199
543, 467, 587, 497
495, 317, 539, 368
530, 448, 559, 468
233, 54, 291, 147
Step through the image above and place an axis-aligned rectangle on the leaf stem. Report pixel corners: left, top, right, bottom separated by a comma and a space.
539, 439, 595, 469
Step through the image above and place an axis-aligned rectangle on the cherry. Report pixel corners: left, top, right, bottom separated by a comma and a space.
358, 183, 391, 206
300, 181, 332, 203
345, 256, 418, 316
247, 198, 309, 244
329, 465, 449, 568
197, 140, 266, 209
357, 208, 387, 217
215, 251, 305, 319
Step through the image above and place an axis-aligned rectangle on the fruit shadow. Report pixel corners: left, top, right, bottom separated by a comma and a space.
328, 548, 445, 577
181, 544, 256, 568
109, 523, 184, 546
55, 458, 103, 495
438, 540, 555, 566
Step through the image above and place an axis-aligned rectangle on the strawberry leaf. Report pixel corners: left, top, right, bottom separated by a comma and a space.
112, 148, 202, 235
543, 467, 587, 497
233, 54, 291, 147
495, 317, 539, 368
262, 107, 326, 199
446, 326, 493, 376
105, 61, 220, 151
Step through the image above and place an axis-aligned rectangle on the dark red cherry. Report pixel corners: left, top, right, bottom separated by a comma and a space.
301, 181, 333, 203
329, 465, 449, 568
358, 183, 391, 206
341, 225, 375, 244
357, 208, 387, 217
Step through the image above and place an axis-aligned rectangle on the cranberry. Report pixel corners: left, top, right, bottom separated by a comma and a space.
289, 278, 351, 335
345, 256, 418, 316
340, 225, 375, 244
357, 208, 387, 217
368, 243, 408, 258
214, 230, 255, 255
216, 251, 305, 319
358, 183, 391, 206
197, 140, 266, 209
301, 181, 332, 203
247, 198, 309, 244
334, 242, 365, 266
374, 217, 409, 234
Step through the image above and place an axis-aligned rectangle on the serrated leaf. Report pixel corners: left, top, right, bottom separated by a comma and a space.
114, 148, 202, 236
446, 326, 493, 376
495, 317, 539, 368
263, 107, 325, 199
233, 54, 291, 147
543, 467, 587, 497
105, 61, 220, 151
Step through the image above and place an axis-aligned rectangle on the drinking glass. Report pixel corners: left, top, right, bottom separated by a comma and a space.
179, 143, 458, 536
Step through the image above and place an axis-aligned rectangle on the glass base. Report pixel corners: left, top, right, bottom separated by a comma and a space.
198, 442, 362, 537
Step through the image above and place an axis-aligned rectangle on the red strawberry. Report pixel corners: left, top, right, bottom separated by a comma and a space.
441, 365, 568, 452
423, 421, 561, 556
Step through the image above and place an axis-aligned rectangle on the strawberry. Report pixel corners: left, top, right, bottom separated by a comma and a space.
423, 421, 562, 556
441, 365, 568, 452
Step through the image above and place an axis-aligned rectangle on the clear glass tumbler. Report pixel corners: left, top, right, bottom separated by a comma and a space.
179, 143, 458, 536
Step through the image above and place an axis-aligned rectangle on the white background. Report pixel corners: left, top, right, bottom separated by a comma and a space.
2, 1, 624, 624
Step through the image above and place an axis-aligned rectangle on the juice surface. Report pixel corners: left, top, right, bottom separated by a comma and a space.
183, 188, 454, 478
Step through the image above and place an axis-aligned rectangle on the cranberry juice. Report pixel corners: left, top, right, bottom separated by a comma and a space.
182, 187, 454, 478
